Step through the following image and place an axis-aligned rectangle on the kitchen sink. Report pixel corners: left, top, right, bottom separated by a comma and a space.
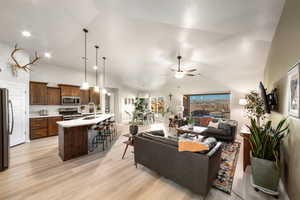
82, 116, 97, 120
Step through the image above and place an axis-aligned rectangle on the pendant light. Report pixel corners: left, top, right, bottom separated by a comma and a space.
94, 45, 100, 92
102, 56, 107, 94
81, 28, 89, 90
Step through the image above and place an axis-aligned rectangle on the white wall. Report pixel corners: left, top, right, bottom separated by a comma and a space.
0, 42, 30, 142
30, 63, 96, 87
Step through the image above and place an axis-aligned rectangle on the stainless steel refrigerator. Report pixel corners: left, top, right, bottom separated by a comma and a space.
0, 88, 14, 172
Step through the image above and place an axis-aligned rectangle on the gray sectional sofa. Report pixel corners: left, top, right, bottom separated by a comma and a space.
134, 131, 222, 196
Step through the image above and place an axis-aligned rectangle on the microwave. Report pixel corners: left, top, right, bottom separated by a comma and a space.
61, 96, 80, 105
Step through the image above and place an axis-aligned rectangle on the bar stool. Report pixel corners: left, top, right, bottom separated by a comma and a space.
89, 123, 106, 152
102, 119, 113, 144
109, 117, 117, 138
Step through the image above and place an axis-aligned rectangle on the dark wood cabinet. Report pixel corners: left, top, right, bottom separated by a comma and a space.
59, 126, 88, 161
30, 81, 47, 105
30, 118, 48, 139
80, 90, 90, 105
59, 85, 80, 97
47, 87, 61, 105
48, 116, 63, 136
72, 87, 80, 97
30, 116, 63, 139
89, 88, 100, 105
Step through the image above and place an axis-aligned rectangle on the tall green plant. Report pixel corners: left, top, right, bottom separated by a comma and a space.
246, 118, 289, 167
244, 91, 266, 126
130, 98, 147, 125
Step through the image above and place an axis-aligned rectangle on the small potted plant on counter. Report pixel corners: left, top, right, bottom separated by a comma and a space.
246, 118, 288, 197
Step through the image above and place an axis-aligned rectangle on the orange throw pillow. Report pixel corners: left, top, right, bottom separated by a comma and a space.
178, 140, 209, 152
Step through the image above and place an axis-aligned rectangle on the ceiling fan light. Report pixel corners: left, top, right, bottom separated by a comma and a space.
174, 71, 185, 79
102, 88, 107, 94
81, 82, 89, 90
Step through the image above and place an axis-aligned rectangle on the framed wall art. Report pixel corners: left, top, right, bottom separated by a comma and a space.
288, 62, 300, 118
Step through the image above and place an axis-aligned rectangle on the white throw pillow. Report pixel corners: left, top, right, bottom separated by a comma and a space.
208, 121, 219, 129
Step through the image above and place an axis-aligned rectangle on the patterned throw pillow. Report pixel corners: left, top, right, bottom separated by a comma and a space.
208, 120, 219, 129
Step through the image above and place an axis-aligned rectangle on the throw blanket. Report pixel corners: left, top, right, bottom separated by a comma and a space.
178, 135, 217, 152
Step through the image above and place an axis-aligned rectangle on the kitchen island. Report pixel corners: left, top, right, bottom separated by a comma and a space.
57, 114, 114, 161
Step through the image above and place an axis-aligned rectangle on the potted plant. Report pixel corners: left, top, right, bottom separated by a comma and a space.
129, 98, 146, 135
187, 115, 195, 129
129, 114, 139, 135
244, 91, 266, 126
246, 118, 288, 195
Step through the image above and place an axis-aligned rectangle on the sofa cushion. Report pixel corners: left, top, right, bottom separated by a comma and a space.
149, 130, 165, 137
205, 127, 229, 136
141, 132, 178, 147
218, 122, 232, 135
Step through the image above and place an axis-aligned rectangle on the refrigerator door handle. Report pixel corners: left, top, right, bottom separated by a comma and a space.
8, 100, 14, 135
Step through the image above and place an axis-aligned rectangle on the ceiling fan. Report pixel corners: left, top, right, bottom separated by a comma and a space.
170, 55, 199, 79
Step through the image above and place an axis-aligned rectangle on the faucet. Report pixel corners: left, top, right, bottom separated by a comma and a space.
88, 102, 96, 118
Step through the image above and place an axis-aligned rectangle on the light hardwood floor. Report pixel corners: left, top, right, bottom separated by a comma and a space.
0, 124, 275, 200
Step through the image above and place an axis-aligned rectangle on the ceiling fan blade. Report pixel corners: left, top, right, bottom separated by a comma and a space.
186, 73, 201, 76
185, 69, 197, 72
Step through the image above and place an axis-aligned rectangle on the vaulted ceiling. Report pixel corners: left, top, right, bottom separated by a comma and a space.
0, 0, 285, 91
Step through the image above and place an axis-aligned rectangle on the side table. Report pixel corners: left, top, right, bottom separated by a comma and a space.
240, 125, 251, 171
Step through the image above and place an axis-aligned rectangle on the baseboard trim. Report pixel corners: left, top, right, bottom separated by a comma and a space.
279, 179, 290, 200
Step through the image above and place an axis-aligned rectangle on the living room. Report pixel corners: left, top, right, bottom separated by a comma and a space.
0, 0, 299, 200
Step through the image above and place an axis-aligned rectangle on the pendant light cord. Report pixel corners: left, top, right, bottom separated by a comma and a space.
83, 28, 88, 83
95, 45, 99, 85
103, 57, 106, 88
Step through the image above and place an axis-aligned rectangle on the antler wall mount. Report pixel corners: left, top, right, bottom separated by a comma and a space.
10, 44, 41, 74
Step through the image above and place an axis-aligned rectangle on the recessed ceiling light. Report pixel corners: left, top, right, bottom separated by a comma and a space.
44, 52, 52, 58
93, 66, 98, 70
22, 31, 31, 37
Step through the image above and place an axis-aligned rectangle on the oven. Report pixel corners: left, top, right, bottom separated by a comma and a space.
61, 96, 81, 105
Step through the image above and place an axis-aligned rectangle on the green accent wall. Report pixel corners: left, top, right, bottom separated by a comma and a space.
264, 0, 300, 199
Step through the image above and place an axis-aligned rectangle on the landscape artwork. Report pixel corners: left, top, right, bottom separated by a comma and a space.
288, 63, 300, 117
151, 98, 157, 113
189, 93, 231, 119
157, 97, 165, 113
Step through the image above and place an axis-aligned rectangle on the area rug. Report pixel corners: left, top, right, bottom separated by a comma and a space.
212, 142, 241, 194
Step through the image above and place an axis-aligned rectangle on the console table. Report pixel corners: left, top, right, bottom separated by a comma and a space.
240, 125, 251, 171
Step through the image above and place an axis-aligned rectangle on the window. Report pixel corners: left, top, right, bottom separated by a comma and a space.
183, 93, 231, 119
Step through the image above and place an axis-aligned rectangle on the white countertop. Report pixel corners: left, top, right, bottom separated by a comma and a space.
57, 114, 114, 128
30, 114, 62, 118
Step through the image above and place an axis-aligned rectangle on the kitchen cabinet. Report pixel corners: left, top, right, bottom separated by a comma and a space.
47, 87, 61, 105
30, 81, 47, 105
80, 90, 90, 105
89, 88, 100, 105
59, 85, 80, 97
30, 118, 48, 139
48, 116, 63, 136
30, 116, 63, 139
